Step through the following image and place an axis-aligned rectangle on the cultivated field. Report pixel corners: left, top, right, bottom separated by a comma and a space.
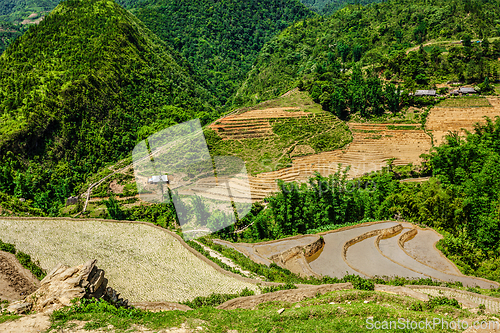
208, 90, 352, 178
0, 219, 259, 302
249, 123, 432, 200
427, 97, 500, 145
216, 221, 499, 289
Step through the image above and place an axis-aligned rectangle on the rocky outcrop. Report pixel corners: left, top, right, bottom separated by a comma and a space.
6, 260, 128, 314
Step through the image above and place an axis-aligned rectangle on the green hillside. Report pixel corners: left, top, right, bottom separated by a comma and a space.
0, 0, 59, 21
0, 0, 216, 214
301, 0, 379, 15
0, 0, 61, 53
236, 0, 500, 107
131, 0, 313, 105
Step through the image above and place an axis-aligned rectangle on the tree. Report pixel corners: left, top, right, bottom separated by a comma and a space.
384, 83, 400, 113
331, 86, 347, 119
105, 196, 125, 220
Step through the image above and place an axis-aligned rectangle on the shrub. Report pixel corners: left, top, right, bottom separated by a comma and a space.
181, 288, 255, 309
15, 251, 46, 280
0, 240, 16, 254
426, 296, 461, 309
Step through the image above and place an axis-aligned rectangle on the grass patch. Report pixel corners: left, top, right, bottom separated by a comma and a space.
352, 129, 382, 133
181, 288, 255, 309
435, 97, 492, 108
364, 135, 382, 140
0, 238, 46, 280
49, 289, 473, 332
349, 106, 426, 124
0, 314, 20, 324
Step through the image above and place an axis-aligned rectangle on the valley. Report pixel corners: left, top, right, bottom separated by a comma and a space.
1, 0, 500, 331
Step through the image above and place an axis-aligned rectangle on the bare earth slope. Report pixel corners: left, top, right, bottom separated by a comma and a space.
0, 251, 40, 302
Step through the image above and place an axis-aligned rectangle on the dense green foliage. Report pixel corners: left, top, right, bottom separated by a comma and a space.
131, 0, 313, 105
0, 238, 46, 280
236, 0, 500, 106
301, 0, 379, 15
0, 0, 216, 215
0, 22, 25, 55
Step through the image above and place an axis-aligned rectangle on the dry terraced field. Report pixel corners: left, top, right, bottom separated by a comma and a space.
0, 218, 259, 302
427, 97, 500, 145
249, 123, 432, 200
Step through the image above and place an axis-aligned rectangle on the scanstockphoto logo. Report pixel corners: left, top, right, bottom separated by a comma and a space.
278, 177, 378, 195
132, 119, 252, 240
366, 317, 500, 331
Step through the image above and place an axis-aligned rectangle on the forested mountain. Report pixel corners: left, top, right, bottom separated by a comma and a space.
0, 21, 23, 54
130, 0, 313, 105
0, 0, 216, 214
301, 0, 379, 15
236, 0, 500, 106
0, 0, 61, 54
0, 0, 59, 20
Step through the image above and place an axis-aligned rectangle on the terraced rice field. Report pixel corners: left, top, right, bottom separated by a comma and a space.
249, 123, 432, 200
427, 97, 500, 145
216, 221, 499, 289
210, 107, 310, 140
0, 219, 259, 302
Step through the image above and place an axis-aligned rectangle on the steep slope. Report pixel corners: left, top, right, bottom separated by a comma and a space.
236, 0, 500, 105
301, 0, 379, 15
131, 0, 313, 105
0, 0, 215, 214
0, 0, 60, 53
0, 0, 59, 21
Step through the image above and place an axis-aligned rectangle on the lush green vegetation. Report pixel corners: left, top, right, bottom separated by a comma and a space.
47, 289, 471, 332
236, 0, 500, 107
181, 287, 255, 309
0, 22, 25, 55
0, 238, 46, 280
131, 0, 313, 105
301, 0, 379, 15
0, 0, 217, 216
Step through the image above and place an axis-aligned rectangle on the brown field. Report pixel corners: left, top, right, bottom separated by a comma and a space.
426, 97, 500, 146
249, 123, 432, 200
210, 107, 309, 140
